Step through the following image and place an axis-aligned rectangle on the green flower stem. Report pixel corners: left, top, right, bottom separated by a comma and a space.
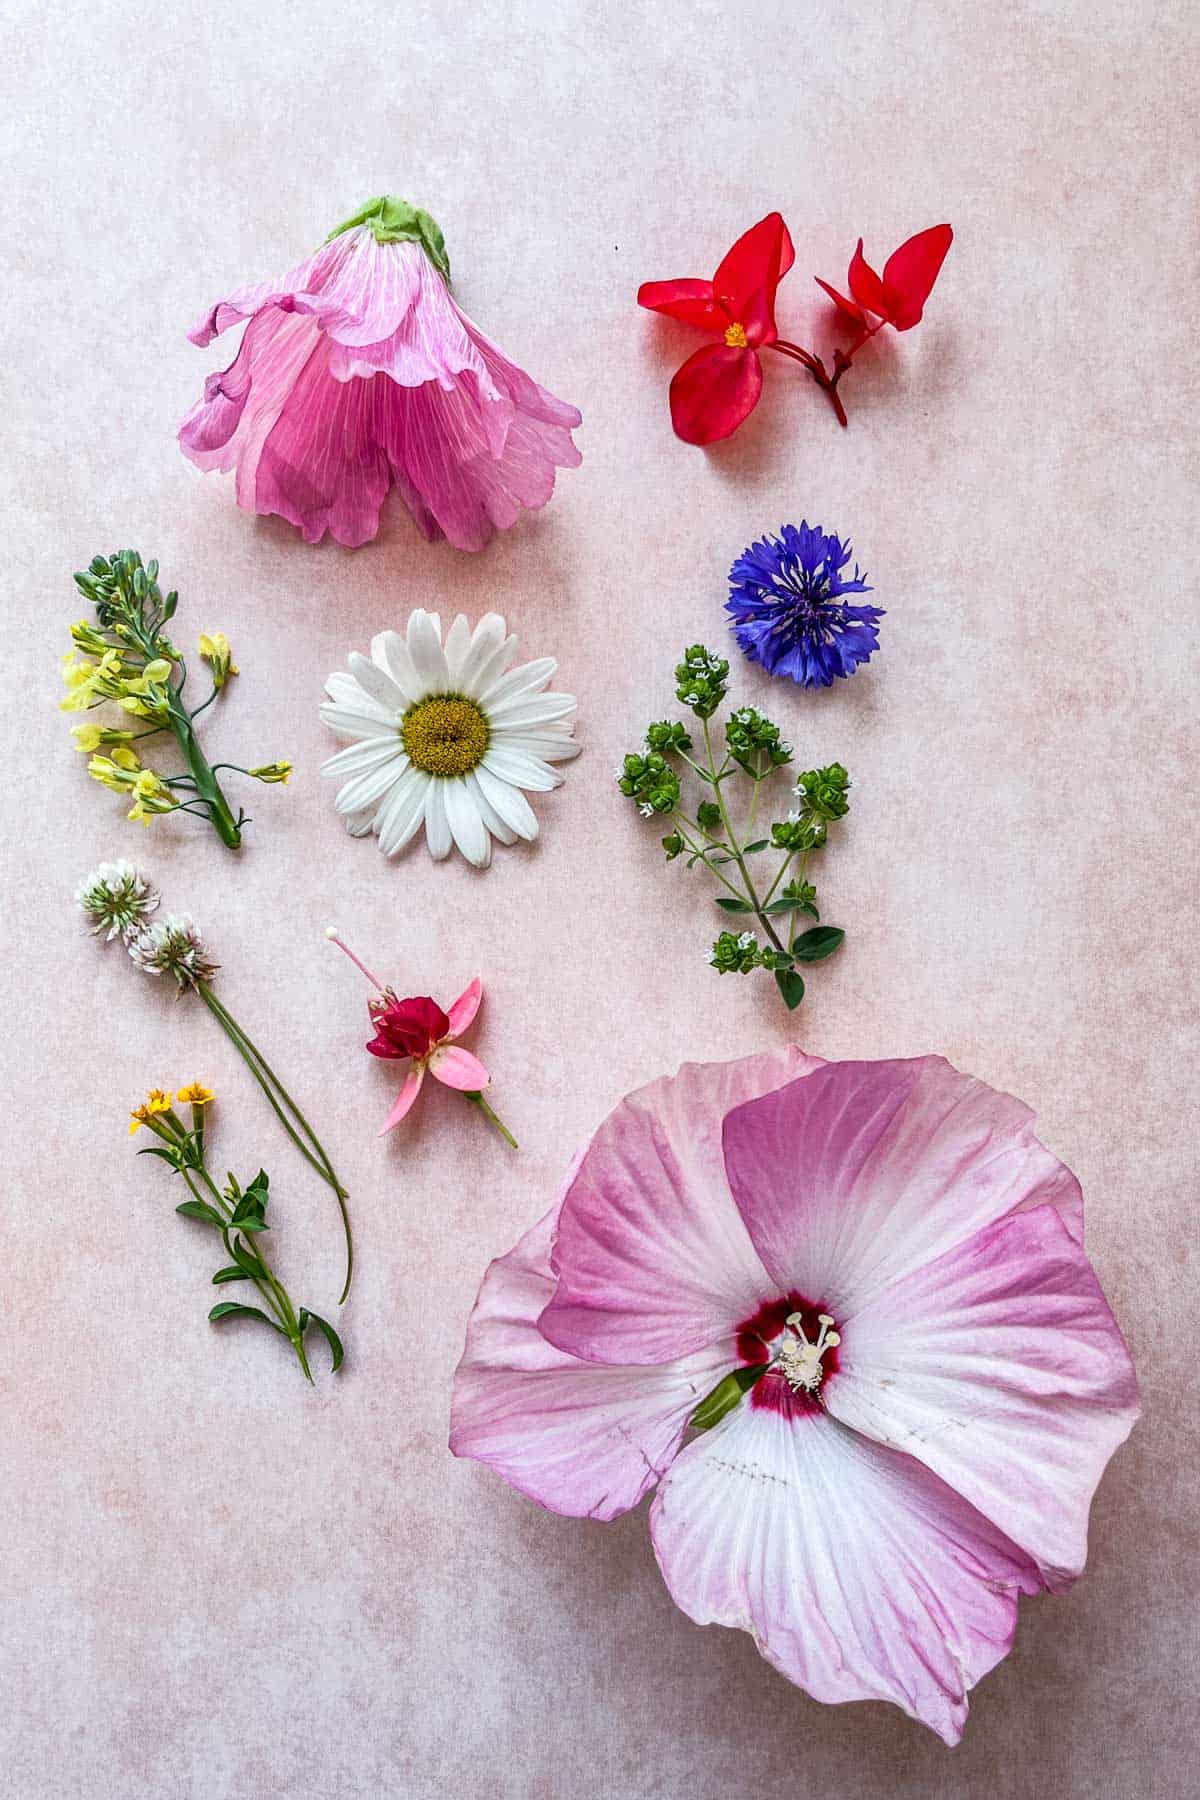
670, 821, 749, 903
465, 1091, 518, 1149
701, 718, 788, 956
166, 689, 242, 848
183, 1163, 314, 1383
197, 984, 354, 1304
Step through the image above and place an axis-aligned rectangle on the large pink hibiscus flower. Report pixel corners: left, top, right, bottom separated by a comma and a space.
450, 1047, 1139, 1744
179, 196, 582, 551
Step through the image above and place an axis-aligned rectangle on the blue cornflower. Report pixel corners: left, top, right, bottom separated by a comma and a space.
725, 522, 884, 687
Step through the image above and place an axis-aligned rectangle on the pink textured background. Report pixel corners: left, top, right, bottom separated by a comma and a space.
2, 0, 1197, 1793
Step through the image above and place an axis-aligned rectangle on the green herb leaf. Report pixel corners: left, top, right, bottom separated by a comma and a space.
689, 1364, 768, 1431
232, 1216, 270, 1235
774, 968, 806, 1010
743, 839, 770, 854
763, 898, 799, 915
714, 896, 754, 913
208, 1301, 285, 1334
300, 1308, 345, 1374
212, 1266, 251, 1285
801, 901, 820, 920
137, 1145, 183, 1166
792, 926, 846, 963
175, 1199, 222, 1225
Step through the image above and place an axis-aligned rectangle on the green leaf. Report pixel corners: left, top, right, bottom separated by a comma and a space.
300, 1308, 345, 1374
175, 1199, 222, 1225
774, 968, 806, 1010
230, 1236, 264, 1277
800, 901, 820, 920
212, 1266, 251, 1285
232, 1215, 269, 1235
714, 896, 754, 913
743, 839, 770, 854
689, 1364, 768, 1431
763, 898, 799, 915
208, 1301, 285, 1334
791, 926, 845, 963
137, 1145, 183, 1166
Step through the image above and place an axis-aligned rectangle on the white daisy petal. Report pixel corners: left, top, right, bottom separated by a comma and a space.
476, 657, 558, 709
371, 631, 422, 703
424, 779, 452, 859
443, 614, 473, 683
347, 652, 407, 716
324, 670, 391, 714
482, 746, 562, 793
335, 751, 410, 816
444, 776, 492, 868
474, 764, 539, 841
463, 771, 519, 846
322, 737, 403, 780
406, 610, 450, 690
320, 703, 399, 742
376, 767, 431, 856
455, 614, 510, 694
487, 692, 577, 729
488, 730, 582, 764
344, 812, 376, 838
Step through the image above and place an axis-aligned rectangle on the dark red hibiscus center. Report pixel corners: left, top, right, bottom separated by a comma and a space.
735, 1291, 840, 1417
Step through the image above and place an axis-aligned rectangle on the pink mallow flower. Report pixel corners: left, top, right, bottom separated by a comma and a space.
327, 928, 515, 1145
180, 196, 582, 551
450, 1047, 1139, 1743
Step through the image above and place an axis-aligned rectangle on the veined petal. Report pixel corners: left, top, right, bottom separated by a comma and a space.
423, 779, 452, 860
825, 1205, 1140, 1587
475, 656, 557, 710
321, 736, 402, 780
380, 1066, 424, 1134
451, 1208, 739, 1519
650, 1400, 1040, 1745
720, 1056, 1084, 1317
375, 765, 430, 856
454, 614, 512, 695
481, 746, 562, 793
429, 1044, 490, 1090
473, 765, 539, 841
539, 1049, 824, 1367
881, 223, 954, 331
488, 731, 581, 764
443, 613, 473, 677
320, 702, 401, 743
636, 277, 723, 334
333, 748, 410, 815
371, 630, 422, 703
668, 344, 763, 446
347, 651, 407, 717
406, 609, 449, 691
446, 977, 483, 1036
712, 212, 795, 344
462, 770, 519, 846
443, 776, 492, 867
847, 239, 891, 321
485, 691, 576, 729
324, 669, 392, 713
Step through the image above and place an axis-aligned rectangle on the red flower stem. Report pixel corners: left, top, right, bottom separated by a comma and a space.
768, 340, 850, 428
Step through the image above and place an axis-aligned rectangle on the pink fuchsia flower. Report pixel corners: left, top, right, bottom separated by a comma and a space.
326, 929, 515, 1145
179, 196, 582, 551
450, 1048, 1138, 1743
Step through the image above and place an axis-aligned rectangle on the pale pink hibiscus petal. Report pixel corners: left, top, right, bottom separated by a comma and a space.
429, 1044, 490, 1091
380, 1067, 424, 1134
721, 1056, 1084, 1317
446, 978, 483, 1036
825, 1204, 1140, 1587
451, 1208, 739, 1520
539, 1048, 824, 1367
650, 1399, 1041, 1746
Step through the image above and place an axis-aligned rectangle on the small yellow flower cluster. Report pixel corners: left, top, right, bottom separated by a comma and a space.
61, 646, 174, 723
198, 632, 238, 690
128, 1083, 214, 1135
86, 749, 176, 826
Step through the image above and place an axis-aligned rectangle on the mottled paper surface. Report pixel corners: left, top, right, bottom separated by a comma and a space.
1, 0, 1196, 1793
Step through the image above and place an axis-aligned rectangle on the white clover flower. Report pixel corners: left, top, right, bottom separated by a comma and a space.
128, 915, 219, 991
321, 610, 579, 869
75, 861, 160, 941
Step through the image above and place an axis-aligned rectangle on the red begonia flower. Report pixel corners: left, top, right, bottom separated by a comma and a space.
815, 223, 953, 333
638, 213, 795, 444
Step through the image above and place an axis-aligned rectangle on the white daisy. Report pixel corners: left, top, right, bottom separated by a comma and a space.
320, 610, 580, 869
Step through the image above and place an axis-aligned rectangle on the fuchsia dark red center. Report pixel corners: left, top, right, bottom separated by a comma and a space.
736, 1291, 842, 1417
366, 993, 450, 1061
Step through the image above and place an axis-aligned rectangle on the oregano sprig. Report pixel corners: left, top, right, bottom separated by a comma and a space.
617, 645, 850, 1011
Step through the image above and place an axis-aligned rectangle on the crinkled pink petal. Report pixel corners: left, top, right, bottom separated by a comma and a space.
380, 1066, 424, 1134
649, 1399, 1041, 1746
428, 1044, 490, 1091
446, 978, 483, 1037
450, 1208, 739, 1519
825, 1204, 1140, 1587
720, 1056, 1084, 1318
538, 1047, 824, 1368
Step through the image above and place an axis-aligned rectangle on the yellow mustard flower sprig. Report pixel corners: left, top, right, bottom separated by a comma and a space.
65, 550, 292, 850
129, 1084, 343, 1383
78, 861, 354, 1305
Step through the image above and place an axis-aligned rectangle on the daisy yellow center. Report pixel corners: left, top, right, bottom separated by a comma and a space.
774, 1312, 840, 1394
401, 694, 489, 778
724, 321, 748, 348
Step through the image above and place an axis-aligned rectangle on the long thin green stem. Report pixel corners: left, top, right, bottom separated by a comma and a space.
197, 985, 353, 1304
702, 719, 787, 955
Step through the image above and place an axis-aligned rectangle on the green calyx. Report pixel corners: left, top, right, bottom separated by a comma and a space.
325, 195, 450, 282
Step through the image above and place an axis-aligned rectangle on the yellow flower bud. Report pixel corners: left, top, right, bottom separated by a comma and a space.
71, 723, 104, 752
